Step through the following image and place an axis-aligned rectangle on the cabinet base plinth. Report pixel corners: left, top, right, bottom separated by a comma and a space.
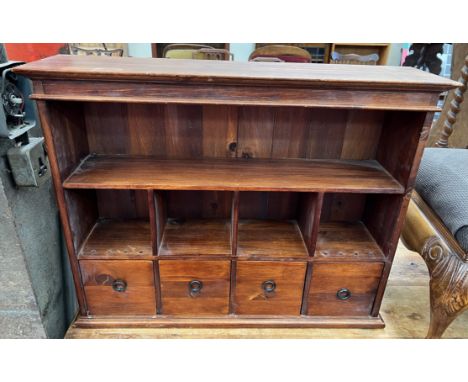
71, 315, 385, 329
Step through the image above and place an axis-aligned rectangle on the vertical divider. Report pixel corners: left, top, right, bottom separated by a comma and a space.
149, 190, 165, 315
298, 192, 324, 256
300, 192, 324, 315
148, 190, 158, 256
229, 191, 240, 314
231, 191, 240, 257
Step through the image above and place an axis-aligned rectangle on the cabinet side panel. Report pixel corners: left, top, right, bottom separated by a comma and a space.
376, 111, 429, 189
35, 100, 88, 314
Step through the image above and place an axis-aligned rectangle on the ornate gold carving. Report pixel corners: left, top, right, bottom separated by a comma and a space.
421, 236, 468, 336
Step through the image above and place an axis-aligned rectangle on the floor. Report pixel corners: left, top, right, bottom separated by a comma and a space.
65, 243, 468, 338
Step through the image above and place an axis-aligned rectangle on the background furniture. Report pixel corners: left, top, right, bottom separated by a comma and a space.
162, 44, 233, 60
330, 52, 379, 65
15, 55, 457, 330
249, 45, 311, 63
152, 43, 229, 58
330, 43, 390, 65
68, 43, 127, 57
402, 54, 468, 338
255, 43, 328, 63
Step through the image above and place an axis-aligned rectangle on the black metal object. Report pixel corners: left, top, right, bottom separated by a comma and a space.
262, 280, 276, 293
112, 279, 127, 293
336, 288, 351, 300
189, 280, 203, 296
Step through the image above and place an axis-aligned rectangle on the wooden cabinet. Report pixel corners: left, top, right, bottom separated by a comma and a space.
14, 55, 458, 329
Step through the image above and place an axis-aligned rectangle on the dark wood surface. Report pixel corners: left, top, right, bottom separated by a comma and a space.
80, 260, 156, 316
307, 262, 384, 316
79, 219, 153, 260
25, 55, 448, 329
159, 219, 231, 257
315, 222, 385, 261
234, 261, 307, 315
14, 55, 460, 91
159, 260, 231, 315
63, 155, 404, 193
237, 220, 308, 259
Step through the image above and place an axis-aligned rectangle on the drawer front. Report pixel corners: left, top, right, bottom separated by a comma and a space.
159, 260, 230, 316
307, 262, 384, 316
234, 261, 307, 315
80, 260, 156, 316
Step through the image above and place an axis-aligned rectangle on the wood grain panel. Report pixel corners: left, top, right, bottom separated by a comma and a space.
314, 222, 384, 261
159, 260, 231, 315
80, 260, 156, 316
320, 193, 367, 222
307, 262, 384, 316
271, 107, 311, 158
96, 189, 149, 219
237, 220, 308, 259
159, 219, 231, 257
85, 103, 129, 154
79, 220, 152, 259
237, 107, 275, 158
64, 156, 404, 193
16, 55, 459, 92
202, 105, 238, 158
340, 110, 384, 160
234, 261, 307, 315
307, 109, 348, 159
165, 104, 203, 158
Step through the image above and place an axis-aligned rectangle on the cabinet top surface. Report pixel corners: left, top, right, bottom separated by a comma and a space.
14, 54, 460, 91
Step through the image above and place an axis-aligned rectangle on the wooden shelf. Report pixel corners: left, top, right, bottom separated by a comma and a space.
64, 155, 404, 193
78, 219, 153, 260
159, 219, 231, 257
238, 220, 309, 259
314, 221, 384, 261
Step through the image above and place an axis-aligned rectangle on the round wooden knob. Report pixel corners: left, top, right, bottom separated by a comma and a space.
112, 279, 127, 293
336, 288, 351, 300
262, 280, 276, 293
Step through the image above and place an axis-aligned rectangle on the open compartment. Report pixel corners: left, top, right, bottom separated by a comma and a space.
50, 101, 425, 194
236, 191, 321, 259
155, 190, 234, 257
64, 188, 153, 259
316, 192, 404, 261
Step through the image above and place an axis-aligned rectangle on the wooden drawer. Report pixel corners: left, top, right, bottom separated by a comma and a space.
306, 262, 384, 316
80, 260, 156, 316
234, 261, 307, 315
159, 260, 230, 316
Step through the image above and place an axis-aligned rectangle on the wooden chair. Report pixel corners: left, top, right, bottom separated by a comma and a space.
69, 43, 124, 57
163, 44, 232, 60
249, 45, 311, 63
401, 53, 468, 338
330, 52, 379, 65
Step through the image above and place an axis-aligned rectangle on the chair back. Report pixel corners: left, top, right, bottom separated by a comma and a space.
330, 52, 379, 65
249, 45, 311, 63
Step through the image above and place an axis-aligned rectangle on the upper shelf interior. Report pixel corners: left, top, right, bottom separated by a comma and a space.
63, 155, 404, 193
13, 54, 460, 92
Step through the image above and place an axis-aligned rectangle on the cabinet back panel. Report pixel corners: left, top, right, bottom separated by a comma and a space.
96, 190, 149, 219
165, 190, 232, 219
82, 103, 385, 161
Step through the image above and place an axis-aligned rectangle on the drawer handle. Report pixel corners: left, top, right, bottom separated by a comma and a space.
336, 288, 351, 300
112, 279, 127, 293
189, 280, 203, 296
262, 280, 276, 293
